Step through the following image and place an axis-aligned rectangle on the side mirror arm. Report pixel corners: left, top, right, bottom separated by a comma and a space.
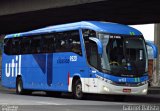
146, 41, 158, 58
89, 37, 103, 55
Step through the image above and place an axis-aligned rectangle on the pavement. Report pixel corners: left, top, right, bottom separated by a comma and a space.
148, 87, 160, 94
0, 81, 160, 111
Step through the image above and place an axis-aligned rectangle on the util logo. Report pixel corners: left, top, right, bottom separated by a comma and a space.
5, 55, 22, 77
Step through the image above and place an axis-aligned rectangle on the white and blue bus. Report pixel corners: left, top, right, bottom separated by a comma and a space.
1, 21, 158, 99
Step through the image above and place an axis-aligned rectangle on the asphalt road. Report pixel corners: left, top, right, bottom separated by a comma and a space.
0, 86, 160, 111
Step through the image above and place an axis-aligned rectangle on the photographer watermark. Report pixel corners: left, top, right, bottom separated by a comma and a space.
123, 105, 160, 111
1, 105, 18, 111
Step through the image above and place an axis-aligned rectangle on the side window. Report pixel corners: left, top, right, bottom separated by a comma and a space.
55, 30, 82, 55
69, 31, 82, 55
30, 36, 42, 54
4, 38, 12, 55
12, 38, 20, 55
55, 33, 67, 52
85, 39, 99, 69
82, 29, 100, 69
4, 30, 82, 55
19, 37, 31, 54
4, 37, 26, 55
42, 34, 55, 53
82, 29, 96, 38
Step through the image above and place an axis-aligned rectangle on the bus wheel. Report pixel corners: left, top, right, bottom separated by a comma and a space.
73, 79, 83, 99
16, 77, 24, 95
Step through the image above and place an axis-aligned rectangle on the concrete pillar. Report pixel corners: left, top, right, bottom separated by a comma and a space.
153, 24, 160, 87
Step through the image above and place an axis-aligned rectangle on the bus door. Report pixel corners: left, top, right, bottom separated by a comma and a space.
85, 39, 99, 93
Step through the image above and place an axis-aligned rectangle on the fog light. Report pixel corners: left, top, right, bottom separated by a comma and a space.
142, 89, 147, 94
103, 86, 110, 92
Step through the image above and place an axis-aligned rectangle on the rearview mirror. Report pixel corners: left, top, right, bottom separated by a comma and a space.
146, 41, 158, 59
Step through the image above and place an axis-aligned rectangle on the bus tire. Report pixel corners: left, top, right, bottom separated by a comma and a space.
16, 77, 25, 95
73, 79, 83, 99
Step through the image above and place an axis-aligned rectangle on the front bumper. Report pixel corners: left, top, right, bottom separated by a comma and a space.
99, 81, 148, 95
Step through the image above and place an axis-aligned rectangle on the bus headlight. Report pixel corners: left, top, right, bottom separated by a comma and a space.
103, 86, 110, 92
142, 88, 148, 94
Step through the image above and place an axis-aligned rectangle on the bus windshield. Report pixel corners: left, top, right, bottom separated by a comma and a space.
98, 33, 148, 77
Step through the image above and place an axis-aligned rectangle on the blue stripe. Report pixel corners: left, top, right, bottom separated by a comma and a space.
47, 54, 53, 86
33, 54, 46, 74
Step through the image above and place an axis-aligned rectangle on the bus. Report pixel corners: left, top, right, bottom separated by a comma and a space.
1, 21, 158, 99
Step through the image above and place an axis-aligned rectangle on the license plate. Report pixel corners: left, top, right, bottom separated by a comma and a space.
123, 88, 131, 93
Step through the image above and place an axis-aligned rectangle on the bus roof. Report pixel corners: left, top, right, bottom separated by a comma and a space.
5, 21, 142, 39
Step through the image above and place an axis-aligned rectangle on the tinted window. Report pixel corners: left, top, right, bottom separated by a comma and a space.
41, 34, 55, 53
19, 37, 30, 54
4, 30, 82, 55
4, 39, 12, 55
55, 30, 82, 55
30, 36, 42, 54
82, 29, 100, 68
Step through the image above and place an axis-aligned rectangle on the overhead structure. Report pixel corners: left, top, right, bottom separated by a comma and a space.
0, 0, 160, 34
